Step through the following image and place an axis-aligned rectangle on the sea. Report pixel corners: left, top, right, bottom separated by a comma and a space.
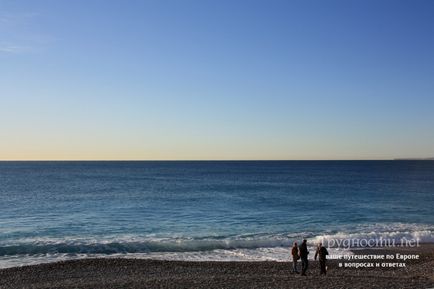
0, 161, 433, 268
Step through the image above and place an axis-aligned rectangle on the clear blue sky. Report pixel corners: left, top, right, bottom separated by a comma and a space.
1, 0, 433, 160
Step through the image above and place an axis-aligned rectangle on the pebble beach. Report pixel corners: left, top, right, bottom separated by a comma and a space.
1, 245, 433, 289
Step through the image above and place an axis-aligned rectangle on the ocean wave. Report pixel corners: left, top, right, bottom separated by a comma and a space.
0, 223, 433, 256
0, 237, 292, 256
0, 246, 352, 269
312, 223, 434, 247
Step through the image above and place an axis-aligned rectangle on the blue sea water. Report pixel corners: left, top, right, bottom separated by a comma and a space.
0, 161, 433, 267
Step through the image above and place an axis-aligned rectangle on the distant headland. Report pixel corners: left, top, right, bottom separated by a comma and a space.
394, 157, 434, 160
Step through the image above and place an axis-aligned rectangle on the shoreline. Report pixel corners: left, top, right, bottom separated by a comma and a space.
1, 245, 433, 288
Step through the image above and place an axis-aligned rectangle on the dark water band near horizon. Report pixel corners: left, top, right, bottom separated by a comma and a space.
0, 161, 433, 268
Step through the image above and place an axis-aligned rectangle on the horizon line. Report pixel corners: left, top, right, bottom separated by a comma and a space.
1, 158, 433, 162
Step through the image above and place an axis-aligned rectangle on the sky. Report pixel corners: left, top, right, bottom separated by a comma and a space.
0, 0, 433, 160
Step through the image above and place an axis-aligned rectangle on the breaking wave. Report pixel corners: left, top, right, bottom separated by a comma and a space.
1, 223, 433, 258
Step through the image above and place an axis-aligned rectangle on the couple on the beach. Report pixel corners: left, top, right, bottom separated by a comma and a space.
291, 240, 329, 276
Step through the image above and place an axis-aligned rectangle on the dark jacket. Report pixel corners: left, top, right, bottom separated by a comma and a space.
299, 242, 309, 259
291, 246, 299, 260
314, 246, 329, 261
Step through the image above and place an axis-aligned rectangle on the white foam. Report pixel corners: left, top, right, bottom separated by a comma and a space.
0, 247, 348, 268
0, 222, 432, 268
311, 223, 434, 247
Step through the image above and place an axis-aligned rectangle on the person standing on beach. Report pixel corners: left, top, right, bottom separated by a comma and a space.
291, 242, 300, 273
299, 239, 309, 276
314, 242, 329, 275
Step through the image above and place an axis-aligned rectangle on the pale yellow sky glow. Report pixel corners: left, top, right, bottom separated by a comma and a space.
1, 128, 431, 160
